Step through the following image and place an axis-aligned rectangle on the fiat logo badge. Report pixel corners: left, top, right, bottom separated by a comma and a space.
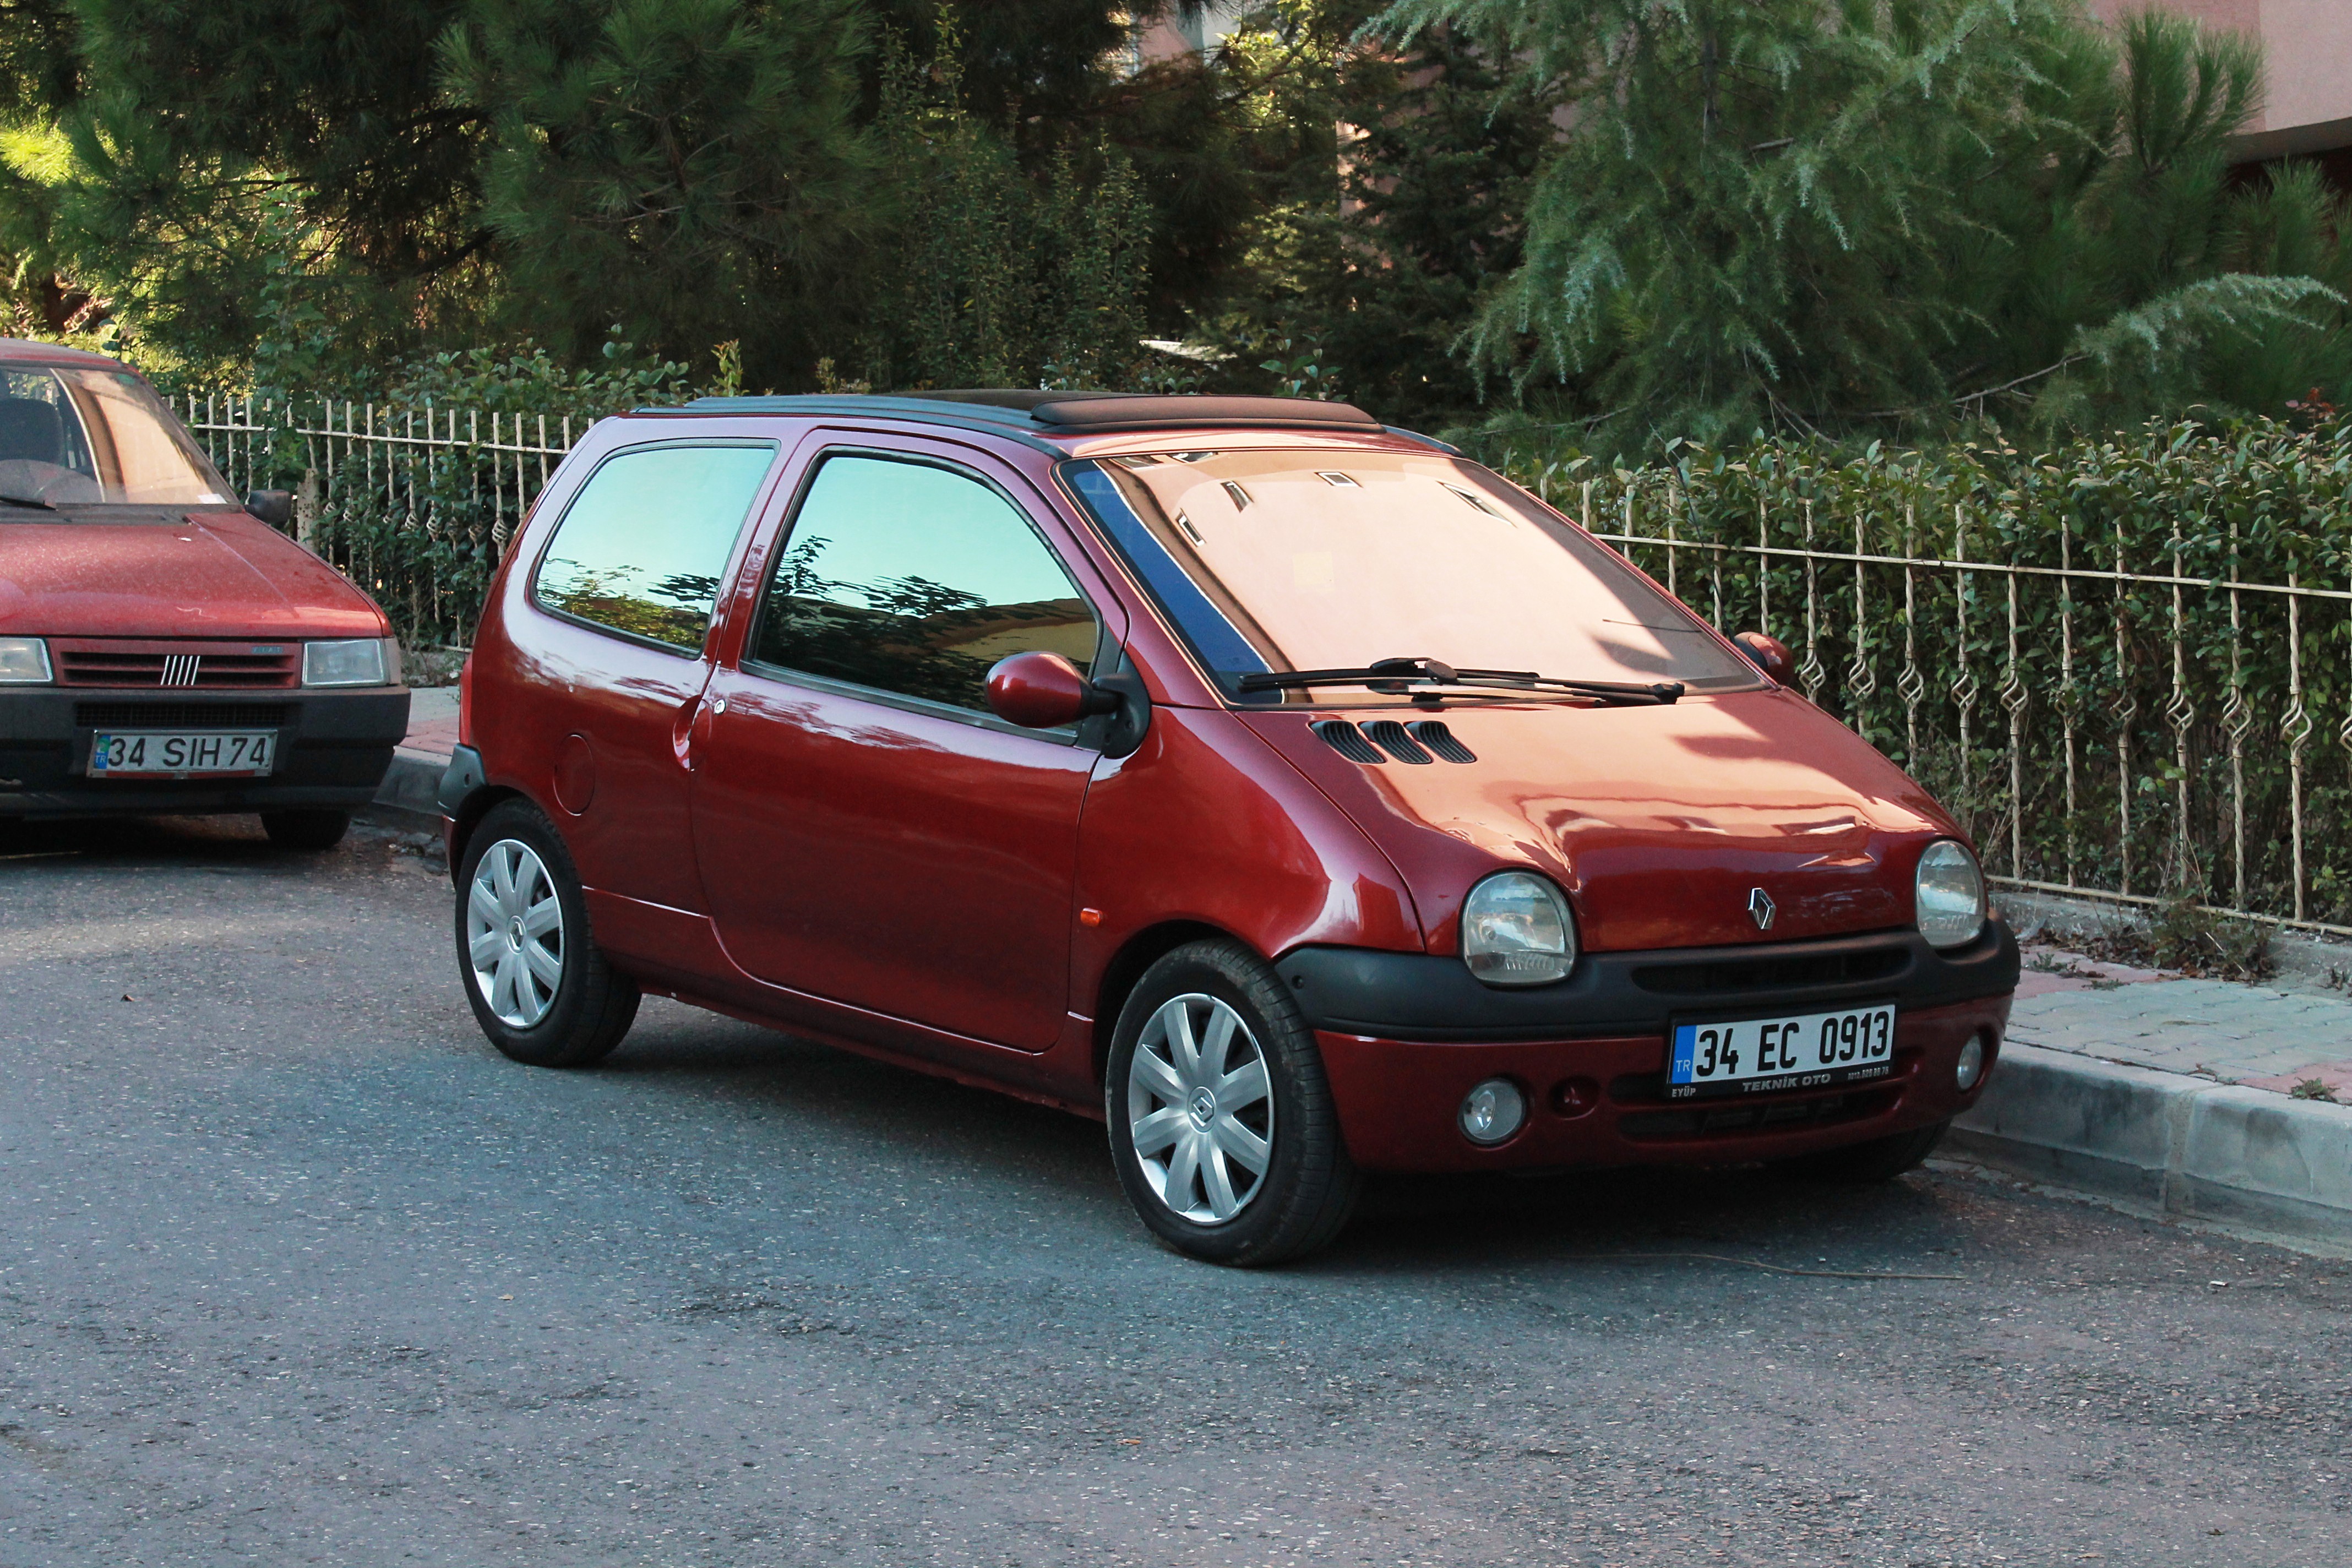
1747, 888, 1776, 931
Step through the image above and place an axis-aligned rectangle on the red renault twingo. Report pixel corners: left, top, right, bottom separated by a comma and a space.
441, 391, 2016, 1264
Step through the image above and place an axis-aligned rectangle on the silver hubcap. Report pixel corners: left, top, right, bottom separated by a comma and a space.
1126, 993, 1274, 1224
466, 838, 564, 1027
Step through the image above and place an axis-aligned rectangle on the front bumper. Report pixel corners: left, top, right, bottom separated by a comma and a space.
0, 685, 410, 818
1282, 923, 2018, 1173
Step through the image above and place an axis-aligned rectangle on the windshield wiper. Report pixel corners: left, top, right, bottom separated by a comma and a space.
1237, 656, 1683, 705
0, 492, 58, 513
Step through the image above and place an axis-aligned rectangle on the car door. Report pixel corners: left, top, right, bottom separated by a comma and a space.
521, 438, 778, 911
691, 442, 1114, 1051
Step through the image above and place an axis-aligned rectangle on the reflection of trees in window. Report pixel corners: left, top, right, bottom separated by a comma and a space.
538, 557, 716, 648
650, 571, 722, 609
756, 560, 1091, 710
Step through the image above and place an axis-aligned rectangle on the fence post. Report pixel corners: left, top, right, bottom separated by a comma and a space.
2057, 522, 2080, 890
2284, 579, 2311, 923
2165, 523, 2196, 892
1898, 503, 1924, 769
1952, 505, 1978, 810
296, 469, 320, 549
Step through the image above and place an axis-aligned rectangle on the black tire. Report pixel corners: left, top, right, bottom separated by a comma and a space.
261, 809, 350, 851
1104, 939, 1359, 1266
1775, 1118, 1951, 1183
454, 799, 638, 1068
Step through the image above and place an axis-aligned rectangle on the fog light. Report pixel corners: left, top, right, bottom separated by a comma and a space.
1956, 1036, 1986, 1092
1460, 1078, 1527, 1146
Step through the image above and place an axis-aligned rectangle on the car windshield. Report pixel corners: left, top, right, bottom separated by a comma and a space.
0, 363, 234, 510
1064, 449, 1758, 704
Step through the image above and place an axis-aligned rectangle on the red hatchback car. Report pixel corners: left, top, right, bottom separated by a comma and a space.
0, 339, 409, 846
441, 391, 2017, 1264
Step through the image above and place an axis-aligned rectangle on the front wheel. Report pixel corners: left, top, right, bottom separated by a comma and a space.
455, 799, 638, 1068
1774, 1118, 1950, 1183
1104, 940, 1358, 1266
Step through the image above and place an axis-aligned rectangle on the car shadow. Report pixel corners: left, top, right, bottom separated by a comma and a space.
0, 812, 430, 875
0, 811, 290, 865
589, 1001, 1973, 1277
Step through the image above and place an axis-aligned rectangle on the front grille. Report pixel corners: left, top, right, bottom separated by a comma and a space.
1618, 1086, 1897, 1141
74, 701, 291, 729
52, 640, 300, 690
1631, 944, 1908, 997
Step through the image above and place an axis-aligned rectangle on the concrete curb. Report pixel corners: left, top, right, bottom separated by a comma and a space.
369, 748, 446, 824
1952, 1042, 2352, 1243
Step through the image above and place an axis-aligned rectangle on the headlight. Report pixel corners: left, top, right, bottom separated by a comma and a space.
1915, 840, 1986, 949
1461, 870, 1577, 986
303, 638, 390, 687
0, 636, 52, 684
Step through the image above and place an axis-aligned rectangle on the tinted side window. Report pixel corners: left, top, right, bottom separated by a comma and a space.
533, 443, 776, 651
749, 455, 1096, 712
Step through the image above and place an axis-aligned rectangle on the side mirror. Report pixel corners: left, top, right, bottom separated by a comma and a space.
246, 489, 295, 529
986, 651, 1118, 729
1733, 631, 1794, 685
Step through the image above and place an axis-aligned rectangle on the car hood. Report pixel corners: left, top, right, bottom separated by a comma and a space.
1240, 688, 1964, 954
0, 509, 386, 638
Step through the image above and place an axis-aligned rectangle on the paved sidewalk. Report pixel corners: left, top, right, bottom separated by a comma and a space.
2010, 945, 2352, 1096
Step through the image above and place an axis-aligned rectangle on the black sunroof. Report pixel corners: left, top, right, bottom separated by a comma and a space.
673, 391, 1385, 433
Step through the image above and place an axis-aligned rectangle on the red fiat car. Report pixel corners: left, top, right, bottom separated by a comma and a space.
440, 391, 2016, 1264
0, 339, 409, 847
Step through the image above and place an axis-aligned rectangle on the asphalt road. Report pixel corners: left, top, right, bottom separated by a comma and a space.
2, 815, 2348, 1568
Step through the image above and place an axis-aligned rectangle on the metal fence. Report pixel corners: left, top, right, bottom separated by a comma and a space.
174, 390, 2352, 937
1512, 462, 2352, 940
179, 394, 581, 646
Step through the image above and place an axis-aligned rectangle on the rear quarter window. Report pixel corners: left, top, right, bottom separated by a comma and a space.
532, 442, 776, 652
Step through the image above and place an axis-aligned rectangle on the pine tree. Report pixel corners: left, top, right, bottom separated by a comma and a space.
1373, 0, 2344, 439
857, 28, 1155, 391
442, 0, 876, 385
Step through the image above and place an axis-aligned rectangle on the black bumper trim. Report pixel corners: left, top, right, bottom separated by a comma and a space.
1277, 922, 2018, 1042
0, 685, 409, 818
437, 743, 486, 817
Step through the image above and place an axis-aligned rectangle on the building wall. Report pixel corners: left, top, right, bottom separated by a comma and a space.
2094, 0, 2352, 156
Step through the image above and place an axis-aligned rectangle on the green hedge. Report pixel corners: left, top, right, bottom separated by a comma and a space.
1484, 417, 2352, 926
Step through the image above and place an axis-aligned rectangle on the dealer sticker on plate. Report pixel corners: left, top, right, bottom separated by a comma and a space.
89, 731, 276, 778
1668, 1003, 1896, 1098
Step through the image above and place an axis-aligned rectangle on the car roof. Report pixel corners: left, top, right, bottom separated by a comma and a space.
640, 390, 1460, 455
0, 336, 128, 369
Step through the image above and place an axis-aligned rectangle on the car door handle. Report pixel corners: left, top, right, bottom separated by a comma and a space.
673, 692, 715, 772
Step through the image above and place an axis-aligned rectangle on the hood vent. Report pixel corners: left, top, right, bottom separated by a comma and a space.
1407, 720, 1476, 763
1311, 720, 1386, 765
1362, 721, 1433, 764
1311, 717, 1477, 766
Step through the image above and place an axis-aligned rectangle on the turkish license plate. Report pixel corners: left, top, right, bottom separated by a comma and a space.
89, 730, 276, 778
1668, 1003, 1897, 1099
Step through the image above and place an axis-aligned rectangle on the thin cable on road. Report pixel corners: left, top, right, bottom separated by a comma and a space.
1577, 1251, 1963, 1281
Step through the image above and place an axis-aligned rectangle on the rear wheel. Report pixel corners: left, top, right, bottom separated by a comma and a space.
261, 809, 350, 851
1104, 939, 1358, 1266
1774, 1118, 1950, 1183
455, 799, 638, 1068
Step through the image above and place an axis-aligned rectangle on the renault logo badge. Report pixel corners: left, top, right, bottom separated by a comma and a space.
1747, 888, 1776, 931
